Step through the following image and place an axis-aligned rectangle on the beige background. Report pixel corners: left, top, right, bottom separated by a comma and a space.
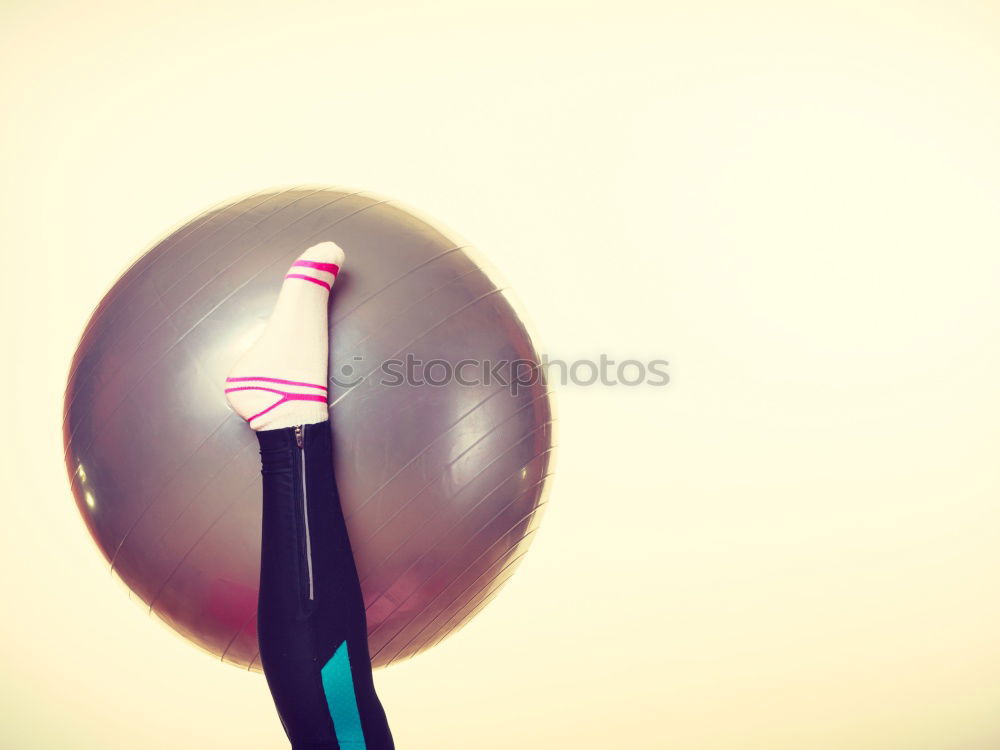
3, 1, 1000, 747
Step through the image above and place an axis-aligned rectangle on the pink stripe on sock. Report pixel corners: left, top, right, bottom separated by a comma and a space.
292, 260, 340, 275
224, 383, 329, 423
225, 386, 300, 396
226, 376, 327, 390
285, 273, 331, 290
246, 392, 328, 423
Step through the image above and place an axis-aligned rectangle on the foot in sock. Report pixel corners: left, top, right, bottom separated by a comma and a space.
224, 241, 344, 431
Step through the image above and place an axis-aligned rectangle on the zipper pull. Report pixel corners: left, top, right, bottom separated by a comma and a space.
294, 424, 303, 448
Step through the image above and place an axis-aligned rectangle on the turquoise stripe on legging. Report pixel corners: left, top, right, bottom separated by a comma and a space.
320, 639, 367, 749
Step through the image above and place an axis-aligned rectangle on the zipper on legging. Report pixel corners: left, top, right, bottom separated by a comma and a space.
295, 424, 315, 601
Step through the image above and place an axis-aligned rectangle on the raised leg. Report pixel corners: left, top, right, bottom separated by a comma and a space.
256, 421, 395, 750
226, 242, 396, 749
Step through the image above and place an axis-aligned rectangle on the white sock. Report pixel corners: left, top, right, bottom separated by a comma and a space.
224, 241, 344, 430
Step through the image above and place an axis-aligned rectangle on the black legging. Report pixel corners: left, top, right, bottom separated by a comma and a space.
256, 419, 395, 750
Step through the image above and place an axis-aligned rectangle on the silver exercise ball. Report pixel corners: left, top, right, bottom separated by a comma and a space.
62, 186, 555, 671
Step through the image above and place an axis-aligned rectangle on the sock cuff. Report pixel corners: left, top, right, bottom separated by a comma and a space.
251, 405, 330, 432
